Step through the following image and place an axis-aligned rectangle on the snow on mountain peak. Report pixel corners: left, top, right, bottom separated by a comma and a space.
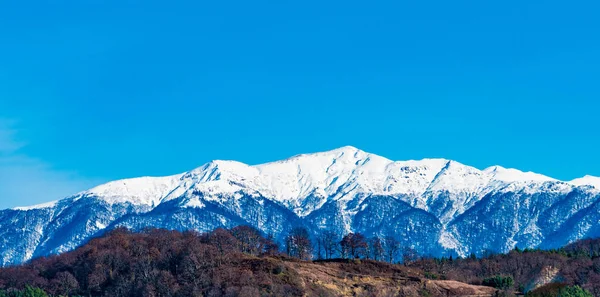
80, 174, 185, 206
5, 146, 600, 266
570, 175, 600, 189
483, 165, 556, 183
425, 160, 490, 193
12, 200, 58, 211
190, 160, 258, 182
10, 146, 594, 214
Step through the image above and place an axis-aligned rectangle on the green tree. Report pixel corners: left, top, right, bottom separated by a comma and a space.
482, 275, 514, 290
560, 285, 593, 297
0, 286, 49, 297
526, 284, 593, 297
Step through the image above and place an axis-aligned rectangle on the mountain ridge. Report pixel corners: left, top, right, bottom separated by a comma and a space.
2, 146, 599, 266
13, 146, 597, 211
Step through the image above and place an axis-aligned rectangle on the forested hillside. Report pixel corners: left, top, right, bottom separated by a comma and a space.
0, 227, 598, 296
407, 238, 600, 295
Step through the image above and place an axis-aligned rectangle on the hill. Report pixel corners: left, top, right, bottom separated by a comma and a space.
2, 227, 600, 296
0, 227, 497, 297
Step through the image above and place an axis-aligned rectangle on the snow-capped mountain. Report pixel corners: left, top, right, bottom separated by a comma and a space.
1, 146, 599, 266
570, 175, 600, 189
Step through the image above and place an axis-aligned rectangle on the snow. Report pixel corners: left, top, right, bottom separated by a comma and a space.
483, 166, 556, 183
183, 197, 206, 208
570, 175, 600, 189
12, 200, 58, 211
13, 146, 593, 217
4, 146, 600, 266
426, 160, 491, 193
439, 229, 461, 250
95, 221, 106, 229
79, 174, 184, 206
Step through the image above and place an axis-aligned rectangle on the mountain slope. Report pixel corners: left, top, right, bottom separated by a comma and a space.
0, 228, 500, 297
1, 146, 599, 266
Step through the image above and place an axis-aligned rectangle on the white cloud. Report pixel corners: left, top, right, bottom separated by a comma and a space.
0, 120, 99, 209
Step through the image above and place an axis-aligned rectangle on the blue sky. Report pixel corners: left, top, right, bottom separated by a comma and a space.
0, 1, 599, 209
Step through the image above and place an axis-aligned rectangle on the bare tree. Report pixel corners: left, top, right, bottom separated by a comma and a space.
285, 227, 313, 260
324, 230, 339, 259
262, 233, 279, 256
231, 225, 264, 255
384, 236, 401, 263
51, 271, 79, 296
316, 230, 339, 259
340, 233, 368, 259
316, 232, 324, 260
208, 228, 239, 258
402, 247, 419, 265
370, 237, 385, 261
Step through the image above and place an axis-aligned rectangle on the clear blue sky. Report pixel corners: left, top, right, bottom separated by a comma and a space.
0, 1, 599, 209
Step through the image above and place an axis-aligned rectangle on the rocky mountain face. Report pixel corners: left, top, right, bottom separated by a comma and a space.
1, 146, 599, 266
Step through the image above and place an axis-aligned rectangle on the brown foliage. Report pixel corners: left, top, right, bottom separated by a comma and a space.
340, 233, 368, 259
0, 227, 292, 297
2, 227, 600, 297
407, 240, 600, 295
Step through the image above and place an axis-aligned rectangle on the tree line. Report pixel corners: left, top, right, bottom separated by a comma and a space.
1, 225, 600, 296
406, 239, 600, 296
286, 227, 414, 264
0, 226, 415, 297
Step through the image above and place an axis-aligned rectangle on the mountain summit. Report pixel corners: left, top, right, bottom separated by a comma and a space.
1, 146, 599, 266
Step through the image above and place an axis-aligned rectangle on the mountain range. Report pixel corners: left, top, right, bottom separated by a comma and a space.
1, 146, 599, 266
